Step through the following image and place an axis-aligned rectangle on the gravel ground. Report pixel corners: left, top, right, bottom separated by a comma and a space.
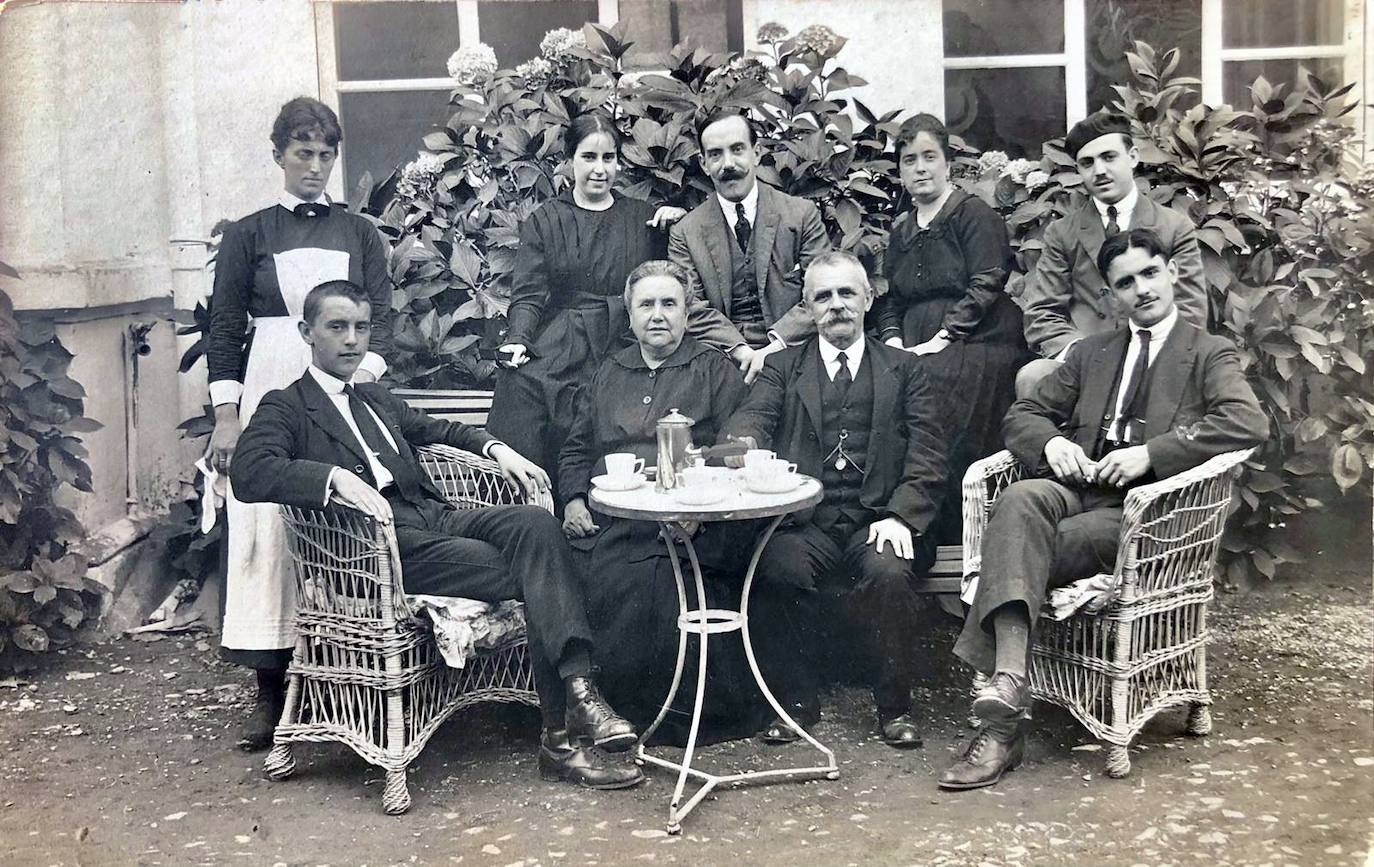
2, 525, 1369, 866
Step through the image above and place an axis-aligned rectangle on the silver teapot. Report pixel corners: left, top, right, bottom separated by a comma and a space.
655, 408, 702, 492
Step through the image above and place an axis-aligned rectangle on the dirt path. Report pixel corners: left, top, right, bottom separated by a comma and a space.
3, 568, 1370, 866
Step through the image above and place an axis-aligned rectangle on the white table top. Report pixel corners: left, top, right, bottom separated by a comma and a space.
588, 468, 822, 522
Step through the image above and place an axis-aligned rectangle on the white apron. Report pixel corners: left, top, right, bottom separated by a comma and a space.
220, 248, 349, 651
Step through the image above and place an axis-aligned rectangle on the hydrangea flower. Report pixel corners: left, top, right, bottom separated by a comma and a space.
1000, 158, 1039, 183
540, 27, 586, 64
1023, 169, 1051, 191
757, 22, 789, 43
447, 44, 498, 87
976, 150, 1009, 177
794, 24, 839, 55
516, 56, 555, 88
396, 152, 447, 201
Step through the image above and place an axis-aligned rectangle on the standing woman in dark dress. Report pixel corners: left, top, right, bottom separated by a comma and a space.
485, 112, 686, 494
879, 113, 1030, 542
206, 97, 392, 750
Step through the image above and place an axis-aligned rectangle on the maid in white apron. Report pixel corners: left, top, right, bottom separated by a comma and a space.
206, 97, 392, 750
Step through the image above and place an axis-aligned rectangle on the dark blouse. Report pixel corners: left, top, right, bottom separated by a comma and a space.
504, 193, 666, 346
207, 203, 392, 387
878, 189, 1012, 342
558, 337, 748, 506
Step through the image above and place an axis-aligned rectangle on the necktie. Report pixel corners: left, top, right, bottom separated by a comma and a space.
1105, 204, 1121, 237
294, 202, 328, 219
833, 351, 852, 400
734, 202, 752, 253
343, 384, 421, 499
1115, 329, 1152, 442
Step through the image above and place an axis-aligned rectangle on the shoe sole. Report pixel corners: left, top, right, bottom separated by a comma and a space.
882, 737, 924, 750
937, 749, 1024, 791
538, 765, 645, 790
971, 694, 1027, 723
592, 731, 638, 752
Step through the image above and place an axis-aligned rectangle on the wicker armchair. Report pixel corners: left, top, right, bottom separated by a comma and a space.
264, 444, 545, 814
961, 447, 1254, 777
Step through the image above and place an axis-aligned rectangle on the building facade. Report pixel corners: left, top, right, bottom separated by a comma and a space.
0, 0, 1368, 543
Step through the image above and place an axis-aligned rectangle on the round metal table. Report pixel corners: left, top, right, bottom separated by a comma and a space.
589, 468, 835, 834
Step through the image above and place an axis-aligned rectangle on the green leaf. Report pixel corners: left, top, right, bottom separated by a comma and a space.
1332, 443, 1363, 492
11, 624, 48, 652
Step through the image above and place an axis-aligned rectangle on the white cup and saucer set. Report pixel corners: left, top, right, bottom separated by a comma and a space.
591, 452, 648, 492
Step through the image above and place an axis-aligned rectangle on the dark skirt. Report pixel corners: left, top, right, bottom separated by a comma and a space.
898, 294, 1031, 545
574, 516, 771, 747
487, 302, 628, 499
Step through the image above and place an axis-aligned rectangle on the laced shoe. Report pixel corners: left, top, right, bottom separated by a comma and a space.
564, 676, 637, 752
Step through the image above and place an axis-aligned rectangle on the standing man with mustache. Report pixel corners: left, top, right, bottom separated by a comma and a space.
721, 252, 950, 750
941, 229, 1265, 790
669, 109, 831, 384
1017, 112, 1207, 396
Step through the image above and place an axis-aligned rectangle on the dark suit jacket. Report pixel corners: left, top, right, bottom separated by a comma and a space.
720, 337, 948, 534
231, 373, 494, 510
669, 182, 831, 348
1021, 190, 1207, 358
1005, 322, 1266, 480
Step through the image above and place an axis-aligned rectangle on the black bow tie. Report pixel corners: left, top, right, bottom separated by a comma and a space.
293, 202, 329, 219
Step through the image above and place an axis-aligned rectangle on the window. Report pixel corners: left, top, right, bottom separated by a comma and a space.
320, 0, 744, 193
940, 0, 1361, 157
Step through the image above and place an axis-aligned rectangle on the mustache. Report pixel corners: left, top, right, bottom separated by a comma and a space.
719, 168, 746, 180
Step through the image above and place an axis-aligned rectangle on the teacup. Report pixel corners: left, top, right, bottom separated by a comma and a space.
743, 449, 777, 468
604, 452, 645, 480
745, 458, 798, 489
680, 464, 716, 487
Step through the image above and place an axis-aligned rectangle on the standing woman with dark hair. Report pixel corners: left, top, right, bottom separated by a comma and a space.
879, 113, 1030, 542
485, 112, 687, 492
206, 96, 393, 750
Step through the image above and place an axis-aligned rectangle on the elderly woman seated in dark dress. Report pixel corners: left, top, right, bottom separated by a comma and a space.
558, 260, 783, 744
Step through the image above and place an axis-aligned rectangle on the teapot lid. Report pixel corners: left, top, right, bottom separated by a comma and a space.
657, 407, 694, 426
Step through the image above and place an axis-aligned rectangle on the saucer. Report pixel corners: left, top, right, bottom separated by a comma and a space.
744, 475, 802, 494
592, 473, 646, 492
672, 485, 728, 506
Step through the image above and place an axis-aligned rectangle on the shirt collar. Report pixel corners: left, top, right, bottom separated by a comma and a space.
614, 335, 708, 370
717, 181, 759, 226
1129, 305, 1178, 343
279, 190, 331, 212
307, 364, 351, 395
817, 334, 865, 371
1093, 185, 1139, 225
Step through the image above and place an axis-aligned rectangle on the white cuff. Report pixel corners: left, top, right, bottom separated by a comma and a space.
765, 330, 787, 349
482, 440, 506, 460
358, 351, 388, 381
1053, 339, 1081, 363
209, 379, 243, 407
323, 467, 339, 507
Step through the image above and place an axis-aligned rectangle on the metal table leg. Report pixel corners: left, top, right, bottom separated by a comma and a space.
634, 516, 839, 834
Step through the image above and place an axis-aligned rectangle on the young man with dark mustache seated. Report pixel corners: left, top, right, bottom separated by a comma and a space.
231, 279, 645, 790
941, 229, 1266, 790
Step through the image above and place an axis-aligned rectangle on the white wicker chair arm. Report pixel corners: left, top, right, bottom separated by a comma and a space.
961, 450, 1026, 581
414, 443, 555, 514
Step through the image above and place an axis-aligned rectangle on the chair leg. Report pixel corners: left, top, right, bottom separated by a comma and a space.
1185, 703, 1212, 736
383, 769, 412, 815
264, 744, 296, 781
1105, 743, 1131, 778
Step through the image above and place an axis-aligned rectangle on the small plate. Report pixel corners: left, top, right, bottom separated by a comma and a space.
592, 473, 646, 492
744, 476, 802, 495
672, 485, 728, 506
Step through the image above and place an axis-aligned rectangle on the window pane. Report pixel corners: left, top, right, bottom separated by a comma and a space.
338, 90, 453, 195
1085, 0, 1201, 113
1224, 0, 1343, 48
1223, 58, 1347, 106
478, 0, 598, 67
943, 0, 1065, 57
335, 2, 462, 81
618, 0, 741, 68
945, 67, 1066, 158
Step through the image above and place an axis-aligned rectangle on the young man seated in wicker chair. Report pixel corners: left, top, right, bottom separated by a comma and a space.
941, 229, 1266, 791
231, 279, 644, 790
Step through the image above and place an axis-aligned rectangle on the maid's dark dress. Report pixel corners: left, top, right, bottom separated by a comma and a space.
558, 338, 774, 745
208, 198, 392, 665
878, 189, 1030, 543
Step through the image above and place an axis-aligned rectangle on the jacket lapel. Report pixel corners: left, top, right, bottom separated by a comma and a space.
1080, 330, 1131, 438
1073, 196, 1108, 268
863, 338, 895, 494
795, 341, 824, 449
752, 184, 780, 297
300, 373, 371, 468
701, 200, 732, 314
1144, 322, 1197, 438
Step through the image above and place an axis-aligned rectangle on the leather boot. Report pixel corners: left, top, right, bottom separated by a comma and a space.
564, 676, 636, 752
237, 668, 286, 752
538, 729, 644, 790
938, 720, 1025, 790
757, 699, 820, 745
